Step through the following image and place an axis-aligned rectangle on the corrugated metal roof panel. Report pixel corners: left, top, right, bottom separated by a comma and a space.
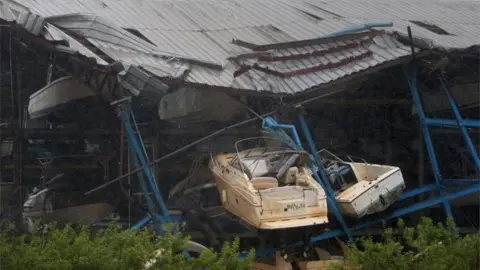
44, 23, 109, 65
4, 0, 478, 95
230, 32, 411, 93
303, 0, 480, 49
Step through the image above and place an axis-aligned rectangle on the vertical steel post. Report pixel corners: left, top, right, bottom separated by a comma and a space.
119, 108, 164, 234
404, 67, 453, 218
439, 78, 480, 172
297, 114, 353, 242
121, 108, 171, 221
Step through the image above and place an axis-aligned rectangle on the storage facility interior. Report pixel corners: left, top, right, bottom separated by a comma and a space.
0, 0, 479, 265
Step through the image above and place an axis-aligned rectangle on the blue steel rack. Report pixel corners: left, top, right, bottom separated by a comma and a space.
112, 98, 171, 234
112, 67, 479, 259
114, 99, 191, 259
248, 65, 480, 258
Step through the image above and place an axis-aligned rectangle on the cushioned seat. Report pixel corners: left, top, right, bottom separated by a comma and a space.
250, 177, 279, 190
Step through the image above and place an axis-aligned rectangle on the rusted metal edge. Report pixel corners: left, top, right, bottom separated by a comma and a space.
166, 51, 429, 99
240, 51, 373, 78
231, 38, 259, 49
233, 65, 251, 78
227, 51, 272, 61
258, 39, 373, 62
252, 30, 384, 51
282, 51, 373, 77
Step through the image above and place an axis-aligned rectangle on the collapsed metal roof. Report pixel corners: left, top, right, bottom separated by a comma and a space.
1, 0, 478, 95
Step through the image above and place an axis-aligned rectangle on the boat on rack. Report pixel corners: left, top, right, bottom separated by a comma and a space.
320, 150, 406, 218
22, 173, 115, 232
207, 136, 406, 230
209, 137, 329, 230
28, 76, 98, 120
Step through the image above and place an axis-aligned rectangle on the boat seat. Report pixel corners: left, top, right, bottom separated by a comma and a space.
296, 152, 309, 166
276, 154, 299, 179
327, 164, 351, 185
251, 177, 279, 190
327, 164, 351, 176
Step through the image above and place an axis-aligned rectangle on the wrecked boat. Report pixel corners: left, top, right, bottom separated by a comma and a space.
22, 173, 115, 232
320, 150, 406, 218
207, 136, 406, 230
28, 76, 98, 120
209, 137, 329, 230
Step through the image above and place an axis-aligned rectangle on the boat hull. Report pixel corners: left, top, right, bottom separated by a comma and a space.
336, 165, 405, 218
28, 76, 97, 119
22, 203, 114, 231
210, 152, 328, 230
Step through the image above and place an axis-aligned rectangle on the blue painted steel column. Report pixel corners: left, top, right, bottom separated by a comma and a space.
404, 67, 453, 218
130, 215, 152, 230
121, 109, 164, 233
262, 117, 303, 148
297, 114, 353, 242
439, 79, 480, 172
121, 109, 171, 222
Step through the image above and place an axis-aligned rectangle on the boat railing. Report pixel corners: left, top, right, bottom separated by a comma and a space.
345, 156, 369, 164
230, 137, 301, 177
318, 149, 345, 163
318, 149, 369, 165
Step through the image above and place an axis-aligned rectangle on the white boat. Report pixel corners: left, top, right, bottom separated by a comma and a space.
22, 174, 115, 232
28, 76, 97, 119
209, 137, 329, 230
158, 88, 243, 124
320, 150, 406, 218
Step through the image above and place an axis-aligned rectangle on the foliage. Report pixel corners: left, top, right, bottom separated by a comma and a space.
329, 217, 480, 270
0, 222, 254, 270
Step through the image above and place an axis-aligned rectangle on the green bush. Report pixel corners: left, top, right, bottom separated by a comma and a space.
0, 223, 255, 270
330, 217, 480, 270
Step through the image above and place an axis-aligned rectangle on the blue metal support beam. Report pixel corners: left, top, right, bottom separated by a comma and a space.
262, 117, 303, 149
128, 145, 163, 233
117, 104, 191, 259
120, 109, 171, 222
297, 114, 354, 242
130, 215, 151, 230
404, 67, 454, 218
442, 179, 480, 185
396, 184, 436, 202
439, 78, 480, 171
426, 118, 480, 128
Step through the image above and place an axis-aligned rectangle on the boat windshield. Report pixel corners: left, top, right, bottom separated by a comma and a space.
230, 137, 306, 180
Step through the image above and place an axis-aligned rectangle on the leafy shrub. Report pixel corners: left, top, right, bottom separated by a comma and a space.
329, 217, 480, 270
0, 223, 254, 270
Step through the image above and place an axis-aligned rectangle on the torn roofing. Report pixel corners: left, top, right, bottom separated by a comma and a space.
1, 0, 478, 95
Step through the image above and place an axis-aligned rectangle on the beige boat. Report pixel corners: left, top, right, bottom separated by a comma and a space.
209, 138, 328, 230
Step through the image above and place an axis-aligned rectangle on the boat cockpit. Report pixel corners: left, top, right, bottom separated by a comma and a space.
224, 137, 313, 191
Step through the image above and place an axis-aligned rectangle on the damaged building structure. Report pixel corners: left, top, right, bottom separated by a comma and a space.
0, 0, 479, 264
